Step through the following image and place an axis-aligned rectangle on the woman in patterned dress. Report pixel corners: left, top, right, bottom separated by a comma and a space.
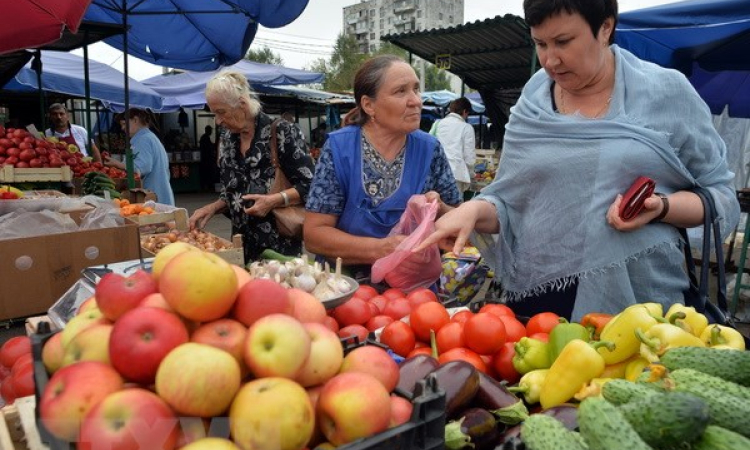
188, 70, 315, 263
305, 55, 461, 281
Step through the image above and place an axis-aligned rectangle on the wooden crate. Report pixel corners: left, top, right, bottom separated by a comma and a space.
141, 232, 244, 266
0, 397, 48, 450
0, 166, 72, 183
128, 207, 189, 232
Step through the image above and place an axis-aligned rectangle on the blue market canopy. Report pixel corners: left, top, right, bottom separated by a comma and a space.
2, 50, 164, 110
616, 0, 750, 75
690, 66, 750, 117
421, 90, 485, 113
84, 0, 311, 71
139, 60, 325, 111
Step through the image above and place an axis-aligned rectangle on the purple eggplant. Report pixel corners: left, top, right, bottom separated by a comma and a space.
428, 360, 480, 417
445, 408, 500, 450
395, 354, 439, 398
497, 424, 522, 448
540, 404, 578, 431
475, 371, 529, 425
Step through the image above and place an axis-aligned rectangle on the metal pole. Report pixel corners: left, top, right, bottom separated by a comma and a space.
33, 51, 45, 131
192, 109, 198, 146
123, 1, 135, 189
83, 42, 93, 156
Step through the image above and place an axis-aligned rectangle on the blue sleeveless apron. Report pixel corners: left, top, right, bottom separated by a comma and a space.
330, 126, 436, 239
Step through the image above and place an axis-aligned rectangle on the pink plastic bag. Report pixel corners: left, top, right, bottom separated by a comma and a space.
371, 195, 443, 292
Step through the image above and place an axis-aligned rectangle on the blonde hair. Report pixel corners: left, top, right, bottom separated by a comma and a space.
205, 70, 261, 116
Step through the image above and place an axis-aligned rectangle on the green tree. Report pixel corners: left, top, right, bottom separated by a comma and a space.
421, 62, 452, 91
318, 33, 368, 92
244, 46, 283, 65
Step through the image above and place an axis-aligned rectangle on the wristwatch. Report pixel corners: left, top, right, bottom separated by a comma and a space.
650, 193, 670, 223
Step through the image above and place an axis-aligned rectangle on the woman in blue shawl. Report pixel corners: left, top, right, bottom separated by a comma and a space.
417, 0, 739, 320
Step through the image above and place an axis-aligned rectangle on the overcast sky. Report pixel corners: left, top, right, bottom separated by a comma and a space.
73, 0, 679, 81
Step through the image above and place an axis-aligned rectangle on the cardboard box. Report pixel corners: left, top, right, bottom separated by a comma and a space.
125, 188, 157, 204
0, 220, 140, 321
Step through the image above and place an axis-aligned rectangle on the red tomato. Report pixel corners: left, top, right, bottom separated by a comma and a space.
353, 285, 379, 301
409, 302, 451, 343
10, 354, 32, 378
366, 314, 395, 332
451, 310, 474, 324
528, 332, 549, 342
368, 295, 388, 314
438, 347, 488, 373
10, 363, 34, 398
492, 342, 521, 384
479, 303, 516, 318
382, 288, 406, 301
463, 313, 507, 355
379, 320, 416, 357
332, 297, 372, 327
407, 347, 433, 358
525, 312, 561, 336
366, 301, 380, 317
497, 316, 526, 343
382, 298, 412, 320
406, 288, 438, 309
338, 324, 369, 343
322, 316, 339, 333
1, 377, 16, 404
0, 336, 31, 368
436, 321, 465, 353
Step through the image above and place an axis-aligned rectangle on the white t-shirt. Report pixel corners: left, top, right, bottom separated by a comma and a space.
44, 124, 91, 157
434, 113, 476, 183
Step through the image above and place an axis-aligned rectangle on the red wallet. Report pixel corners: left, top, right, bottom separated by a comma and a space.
619, 176, 655, 221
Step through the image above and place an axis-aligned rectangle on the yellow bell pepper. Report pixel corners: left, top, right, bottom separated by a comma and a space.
636, 323, 706, 362
624, 356, 650, 382
665, 304, 708, 337
540, 339, 614, 409
598, 305, 659, 364
508, 369, 549, 405
600, 354, 640, 379
640, 302, 664, 318
699, 324, 746, 350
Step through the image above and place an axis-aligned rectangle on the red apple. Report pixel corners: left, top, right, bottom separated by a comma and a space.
78, 388, 179, 450
62, 323, 113, 367
159, 251, 238, 322
232, 264, 252, 290
295, 323, 344, 387
39, 361, 124, 442
109, 307, 189, 384
138, 292, 174, 312
244, 314, 311, 379
156, 343, 241, 417
190, 318, 248, 369
232, 278, 291, 327
289, 288, 327, 324
41, 332, 65, 374
95, 270, 158, 321
229, 377, 314, 450
316, 372, 392, 446
151, 242, 200, 280
76, 296, 98, 315
181, 438, 241, 449
339, 345, 399, 392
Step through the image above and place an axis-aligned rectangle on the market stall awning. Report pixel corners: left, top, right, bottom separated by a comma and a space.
2, 50, 164, 111
83, 0, 311, 71
382, 15, 534, 133
253, 85, 353, 105
0, 0, 93, 55
138, 60, 325, 111
616, 0, 750, 75
421, 90, 485, 113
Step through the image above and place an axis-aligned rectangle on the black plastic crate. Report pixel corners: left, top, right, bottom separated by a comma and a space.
338, 374, 446, 450
738, 189, 750, 213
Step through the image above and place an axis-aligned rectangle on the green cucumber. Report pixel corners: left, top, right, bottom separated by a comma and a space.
259, 249, 297, 263
693, 425, 750, 450
619, 391, 709, 448
659, 347, 750, 386
578, 397, 652, 450
670, 368, 750, 401
670, 374, 750, 437
520, 414, 587, 450
601, 379, 661, 405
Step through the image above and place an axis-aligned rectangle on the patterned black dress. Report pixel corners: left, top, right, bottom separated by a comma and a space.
217, 112, 315, 263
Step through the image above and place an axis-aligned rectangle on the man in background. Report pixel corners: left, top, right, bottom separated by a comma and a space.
434, 97, 476, 196
199, 125, 217, 191
45, 103, 102, 162
311, 121, 328, 148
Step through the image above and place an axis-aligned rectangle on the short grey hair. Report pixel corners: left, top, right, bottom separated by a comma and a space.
205, 70, 261, 116
48, 103, 67, 112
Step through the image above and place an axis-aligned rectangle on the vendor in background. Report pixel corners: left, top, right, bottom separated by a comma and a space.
199, 125, 217, 192
188, 70, 315, 263
304, 54, 461, 280
416, 0, 739, 320
311, 121, 328, 148
45, 103, 102, 162
104, 109, 175, 206
433, 97, 476, 196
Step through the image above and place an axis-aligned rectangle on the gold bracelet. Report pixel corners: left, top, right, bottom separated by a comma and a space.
280, 191, 290, 207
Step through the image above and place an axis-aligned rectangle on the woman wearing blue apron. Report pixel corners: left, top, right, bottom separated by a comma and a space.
305, 55, 460, 286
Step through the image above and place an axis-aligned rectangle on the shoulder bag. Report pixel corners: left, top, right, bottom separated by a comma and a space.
269, 119, 306, 239
679, 188, 749, 346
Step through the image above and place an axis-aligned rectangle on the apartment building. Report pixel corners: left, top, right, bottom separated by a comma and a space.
343, 0, 464, 53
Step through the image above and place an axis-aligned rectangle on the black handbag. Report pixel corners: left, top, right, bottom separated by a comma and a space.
679, 188, 750, 346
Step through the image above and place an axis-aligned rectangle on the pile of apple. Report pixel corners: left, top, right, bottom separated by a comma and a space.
0, 335, 35, 406
36, 242, 413, 450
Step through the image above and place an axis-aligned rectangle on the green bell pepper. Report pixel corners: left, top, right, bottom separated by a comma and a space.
512, 337, 551, 374
548, 318, 591, 362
